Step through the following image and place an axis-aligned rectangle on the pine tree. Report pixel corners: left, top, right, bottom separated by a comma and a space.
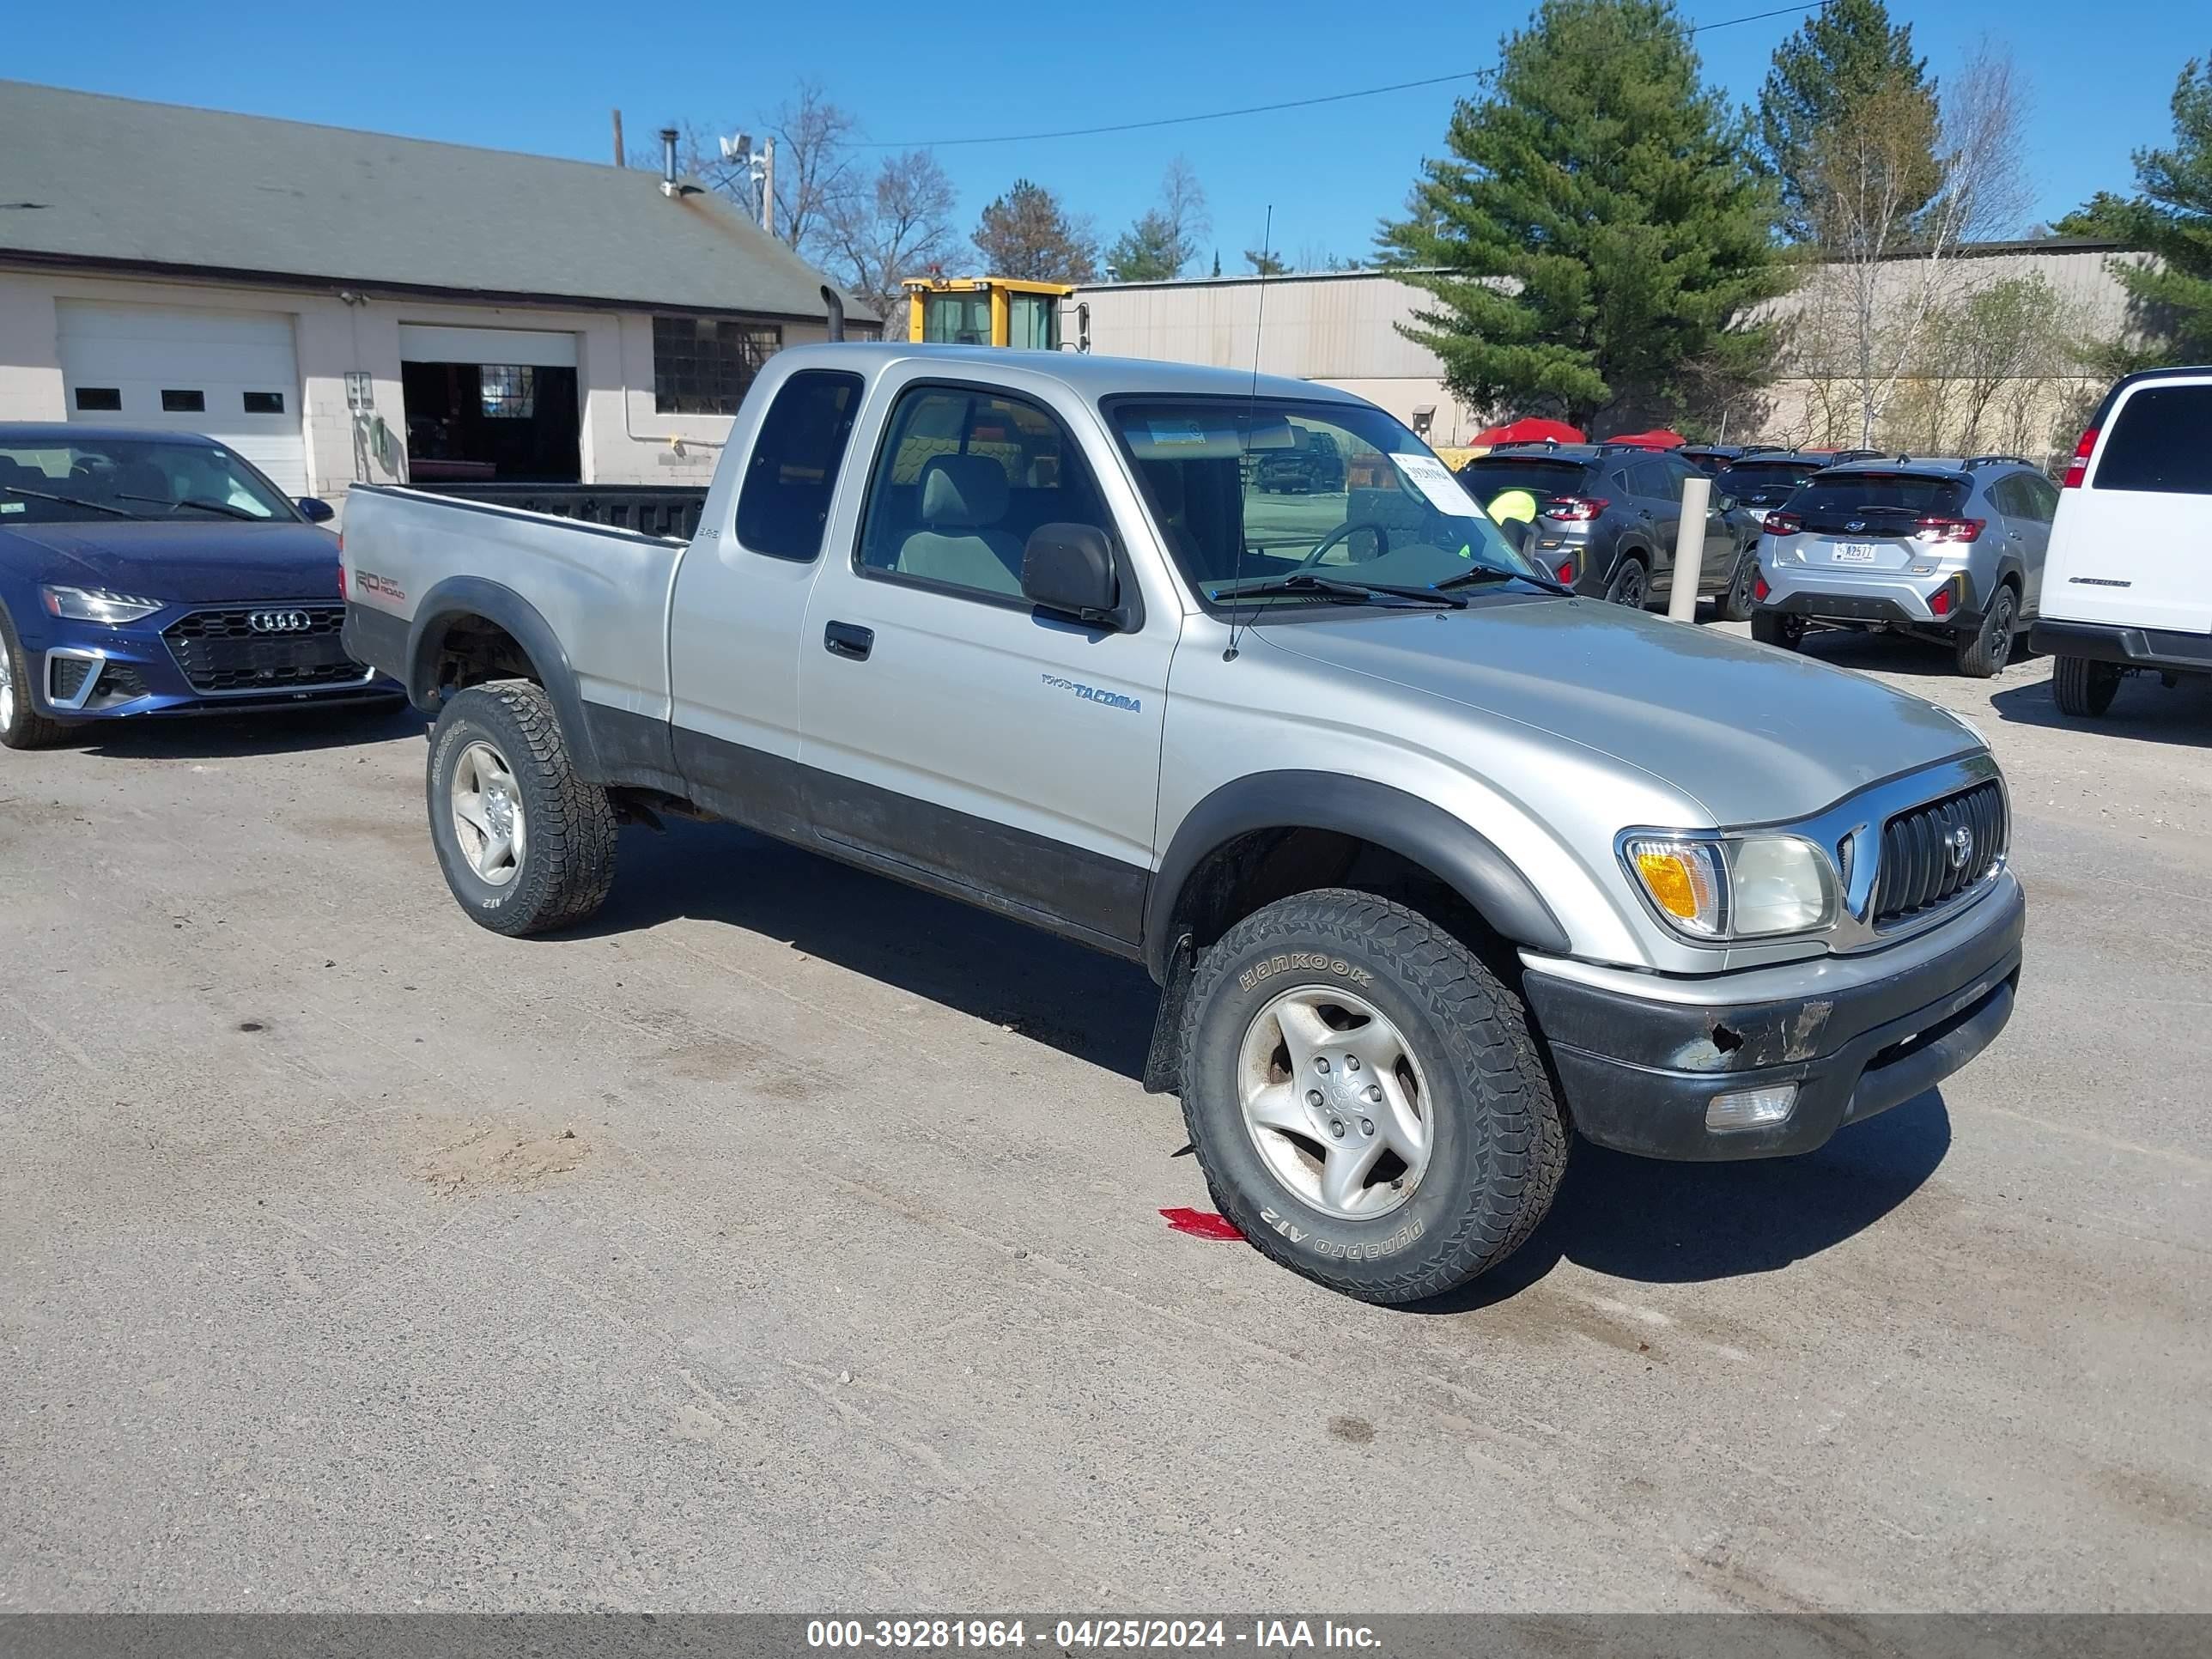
1378, 0, 1784, 430
2095, 55, 2212, 363
972, 180, 1097, 283
1758, 0, 1937, 243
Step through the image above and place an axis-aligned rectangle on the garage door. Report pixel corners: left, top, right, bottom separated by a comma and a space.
57, 301, 307, 495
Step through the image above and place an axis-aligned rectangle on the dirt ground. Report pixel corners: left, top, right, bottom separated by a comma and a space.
1, 623, 2206, 1612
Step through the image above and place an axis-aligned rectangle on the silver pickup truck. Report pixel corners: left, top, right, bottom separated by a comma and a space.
341, 343, 2025, 1304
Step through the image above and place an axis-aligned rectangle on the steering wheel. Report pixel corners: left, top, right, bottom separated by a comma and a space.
1292, 519, 1392, 571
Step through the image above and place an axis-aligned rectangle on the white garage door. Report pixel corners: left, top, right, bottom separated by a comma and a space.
57, 301, 307, 495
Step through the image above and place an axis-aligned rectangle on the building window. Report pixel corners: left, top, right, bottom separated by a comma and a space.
653, 316, 781, 416
243, 391, 285, 414
479, 365, 536, 419
74, 387, 122, 412
161, 389, 205, 412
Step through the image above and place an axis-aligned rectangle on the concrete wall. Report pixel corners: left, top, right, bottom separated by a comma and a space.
1066, 245, 2139, 455
1067, 270, 1482, 445
0, 265, 837, 504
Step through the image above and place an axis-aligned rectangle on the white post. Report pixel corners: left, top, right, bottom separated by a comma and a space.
1668, 472, 1712, 622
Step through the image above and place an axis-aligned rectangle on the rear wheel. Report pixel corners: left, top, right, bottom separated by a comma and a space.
1717, 548, 1759, 623
1604, 556, 1649, 610
0, 606, 70, 751
1752, 610, 1807, 651
2052, 653, 2122, 718
425, 679, 617, 935
1954, 584, 2019, 678
1176, 889, 1569, 1304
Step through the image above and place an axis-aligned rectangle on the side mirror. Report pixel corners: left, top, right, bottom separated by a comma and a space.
1022, 522, 1126, 629
296, 496, 336, 523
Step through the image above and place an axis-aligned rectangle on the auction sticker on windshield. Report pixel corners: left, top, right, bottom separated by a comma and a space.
1393, 453, 1486, 519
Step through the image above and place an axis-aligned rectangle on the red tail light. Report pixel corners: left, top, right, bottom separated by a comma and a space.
1753, 571, 1771, 602
1554, 559, 1576, 584
1912, 516, 1984, 544
1762, 510, 1802, 535
337, 562, 346, 601
1541, 495, 1608, 523
1929, 586, 1953, 617
2062, 425, 2098, 489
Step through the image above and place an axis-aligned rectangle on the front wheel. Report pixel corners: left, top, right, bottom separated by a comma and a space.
0, 606, 70, 751
425, 680, 617, 936
1752, 610, 1807, 651
1177, 890, 1569, 1304
2051, 653, 2122, 717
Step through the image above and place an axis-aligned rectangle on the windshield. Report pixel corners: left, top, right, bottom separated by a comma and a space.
1109, 398, 1542, 608
0, 437, 295, 526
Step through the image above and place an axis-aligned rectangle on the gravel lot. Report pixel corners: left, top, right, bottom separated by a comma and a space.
2, 624, 2206, 1613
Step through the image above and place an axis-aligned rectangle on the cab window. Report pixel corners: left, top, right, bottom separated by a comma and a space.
857, 385, 1112, 601
734, 370, 865, 562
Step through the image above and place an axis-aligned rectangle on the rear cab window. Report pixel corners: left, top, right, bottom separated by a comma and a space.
2094, 384, 2212, 495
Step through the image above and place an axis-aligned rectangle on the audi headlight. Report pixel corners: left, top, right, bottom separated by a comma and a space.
1622, 831, 1837, 941
42, 585, 163, 624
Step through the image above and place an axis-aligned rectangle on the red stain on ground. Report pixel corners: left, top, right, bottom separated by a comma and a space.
1160, 1206, 1243, 1241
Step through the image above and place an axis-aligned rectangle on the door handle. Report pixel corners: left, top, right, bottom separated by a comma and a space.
823, 621, 874, 661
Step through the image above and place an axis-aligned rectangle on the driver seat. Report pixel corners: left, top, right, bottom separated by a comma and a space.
896, 455, 1024, 595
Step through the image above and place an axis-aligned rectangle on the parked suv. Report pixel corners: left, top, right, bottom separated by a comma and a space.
2029, 367, 2212, 717
1455, 442, 1756, 617
1254, 427, 1345, 494
1750, 456, 2058, 677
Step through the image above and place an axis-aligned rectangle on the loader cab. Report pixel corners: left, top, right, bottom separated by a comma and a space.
904, 276, 1073, 351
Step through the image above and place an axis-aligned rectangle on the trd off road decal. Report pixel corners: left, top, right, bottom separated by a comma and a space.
1238, 952, 1375, 993
1040, 672, 1141, 713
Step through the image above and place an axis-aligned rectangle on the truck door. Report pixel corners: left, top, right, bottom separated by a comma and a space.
666, 367, 869, 839
797, 376, 1175, 951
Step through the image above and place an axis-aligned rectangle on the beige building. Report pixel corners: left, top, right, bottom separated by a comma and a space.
1066, 240, 2137, 461
0, 82, 872, 508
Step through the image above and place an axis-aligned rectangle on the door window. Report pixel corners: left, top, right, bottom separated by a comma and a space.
2094, 385, 2212, 495
1006, 292, 1060, 351
2019, 474, 2058, 522
735, 370, 866, 562
857, 385, 1112, 601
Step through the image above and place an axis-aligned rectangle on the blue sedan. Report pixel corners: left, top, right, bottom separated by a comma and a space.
0, 425, 402, 748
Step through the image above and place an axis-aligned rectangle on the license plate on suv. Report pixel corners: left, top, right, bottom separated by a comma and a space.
1832, 543, 1880, 562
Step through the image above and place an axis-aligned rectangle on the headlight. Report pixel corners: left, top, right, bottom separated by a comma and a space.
1622, 831, 1837, 941
41, 585, 163, 624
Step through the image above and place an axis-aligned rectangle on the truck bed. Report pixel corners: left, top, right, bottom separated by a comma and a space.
412, 482, 708, 541
340, 485, 687, 718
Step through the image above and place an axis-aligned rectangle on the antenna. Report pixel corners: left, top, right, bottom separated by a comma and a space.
1224, 204, 1273, 663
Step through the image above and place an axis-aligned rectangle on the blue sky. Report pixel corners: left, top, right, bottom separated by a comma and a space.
8, 0, 2201, 273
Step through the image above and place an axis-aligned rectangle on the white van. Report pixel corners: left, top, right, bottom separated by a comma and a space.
2031, 368, 2212, 716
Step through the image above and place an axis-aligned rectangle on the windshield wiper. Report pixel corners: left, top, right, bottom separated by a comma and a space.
1436, 564, 1575, 597
0, 483, 143, 520
115, 491, 260, 521
1212, 573, 1468, 609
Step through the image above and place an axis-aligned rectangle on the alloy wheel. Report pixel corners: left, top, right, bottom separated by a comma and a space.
1236, 986, 1433, 1220
450, 740, 527, 887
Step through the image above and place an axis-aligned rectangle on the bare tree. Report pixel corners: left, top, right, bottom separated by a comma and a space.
768, 80, 862, 260
825, 150, 965, 324
1809, 41, 2033, 444
1159, 155, 1210, 267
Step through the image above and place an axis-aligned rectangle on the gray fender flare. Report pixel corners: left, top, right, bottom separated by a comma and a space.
1141, 770, 1571, 982
405, 576, 605, 781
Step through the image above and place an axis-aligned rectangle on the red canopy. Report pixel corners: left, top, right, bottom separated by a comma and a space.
1469, 416, 1585, 447
1606, 428, 1686, 449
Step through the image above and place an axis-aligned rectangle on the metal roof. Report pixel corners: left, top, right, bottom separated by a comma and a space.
0, 81, 869, 325
770, 342, 1370, 404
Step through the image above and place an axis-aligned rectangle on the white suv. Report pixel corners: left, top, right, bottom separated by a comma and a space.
2031, 368, 2212, 716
